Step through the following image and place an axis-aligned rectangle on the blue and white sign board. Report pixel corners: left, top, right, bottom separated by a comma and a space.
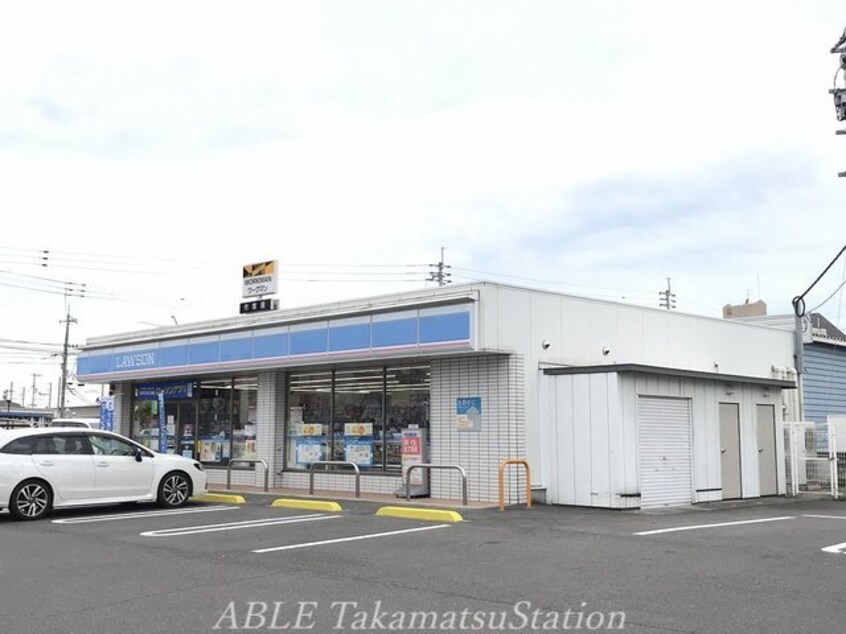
296, 438, 323, 466
136, 381, 193, 401
157, 391, 168, 453
99, 396, 115, 432
456, 397, 482, 432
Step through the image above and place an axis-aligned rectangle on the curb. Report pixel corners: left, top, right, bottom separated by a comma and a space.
375, 506, 463, 523
271, 498, 343, 513
193, 492, 247, 504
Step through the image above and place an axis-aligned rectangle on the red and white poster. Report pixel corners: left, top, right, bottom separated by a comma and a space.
401, 425, 426, 487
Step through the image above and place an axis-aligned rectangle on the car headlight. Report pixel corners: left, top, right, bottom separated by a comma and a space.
193, 462, 204, 472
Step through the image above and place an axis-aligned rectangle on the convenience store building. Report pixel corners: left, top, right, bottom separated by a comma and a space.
77, 282, 796, 509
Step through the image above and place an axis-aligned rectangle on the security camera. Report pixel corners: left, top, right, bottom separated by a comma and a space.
541, 339, 551, 350
602, 347, 611, 356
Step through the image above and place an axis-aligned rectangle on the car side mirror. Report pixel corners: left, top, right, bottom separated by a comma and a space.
134, 447, 144, 463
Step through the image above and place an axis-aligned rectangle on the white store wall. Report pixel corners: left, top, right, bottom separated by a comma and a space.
472, 284, 795, 499
539, 370, 786, 509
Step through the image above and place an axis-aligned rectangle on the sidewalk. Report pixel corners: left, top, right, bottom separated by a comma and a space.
207, 482, 500, 510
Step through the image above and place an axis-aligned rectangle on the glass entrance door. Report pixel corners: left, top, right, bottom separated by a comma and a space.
164, 401, 197, 458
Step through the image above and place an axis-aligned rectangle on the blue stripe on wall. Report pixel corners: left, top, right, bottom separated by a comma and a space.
329, 323, 370, 351
77, 308, 473, 378
159, 345, 189, 367
189, 342, 219, 364
419, 312, 470, 343
253, 333, 289, 359
290, 328, 328, 355
87, 355, 111, 374
220, 338, 252, 362
372, 318, 417, 348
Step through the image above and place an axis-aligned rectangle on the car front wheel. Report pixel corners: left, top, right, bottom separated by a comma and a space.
157, 472, 191, 508
10, 479, 52, 521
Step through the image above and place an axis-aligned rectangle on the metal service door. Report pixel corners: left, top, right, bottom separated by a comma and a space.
719, 403, 743, 499
638, 397, 693, 508
756, 404, 778, 496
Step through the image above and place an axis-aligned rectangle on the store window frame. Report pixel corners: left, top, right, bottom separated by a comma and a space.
129, 375, 258, 469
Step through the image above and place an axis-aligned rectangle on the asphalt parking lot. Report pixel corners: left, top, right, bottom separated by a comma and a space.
2, 495, 845, 633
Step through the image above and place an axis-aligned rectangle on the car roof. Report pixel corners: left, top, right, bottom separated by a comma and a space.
0, 427, 115, 440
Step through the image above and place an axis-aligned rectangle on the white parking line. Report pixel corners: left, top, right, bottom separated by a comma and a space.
803, 514, 846, 521
821, 543, 846, 554
140, 513, 339, 537
252, 524, 450, 553
52, 505, 240, 524
633, 516, 795, 536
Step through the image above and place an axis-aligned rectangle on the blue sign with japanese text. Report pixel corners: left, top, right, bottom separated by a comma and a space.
456, 396, 482, 432
157, 391, 167, 453
99, 396, 115, 432
136, 381, 193, 401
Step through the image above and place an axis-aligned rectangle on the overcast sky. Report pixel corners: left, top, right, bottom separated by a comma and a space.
1, 1, 845, 408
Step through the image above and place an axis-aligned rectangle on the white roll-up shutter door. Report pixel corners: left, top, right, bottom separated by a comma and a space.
638, 396, 693, 508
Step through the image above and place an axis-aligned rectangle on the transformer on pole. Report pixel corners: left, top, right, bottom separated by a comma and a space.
830, 26, 846, 177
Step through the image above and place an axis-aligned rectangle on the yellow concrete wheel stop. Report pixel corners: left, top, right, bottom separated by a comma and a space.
375, 506, 463, 523
271, 498, 343, 512
193, 493, 247, 504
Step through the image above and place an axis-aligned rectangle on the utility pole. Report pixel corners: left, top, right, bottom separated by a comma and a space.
30, 373, 40, 408
427, 247, 452, 287
830, 26, 846, 177
58, 310, 78, 417
658, 277, 676, 310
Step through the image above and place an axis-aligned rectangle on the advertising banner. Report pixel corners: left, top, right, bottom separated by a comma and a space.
157, 391, 167, 453
99, 396, 115, 432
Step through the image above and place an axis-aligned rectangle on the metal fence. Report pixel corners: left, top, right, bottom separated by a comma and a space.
784, 421, 841, 499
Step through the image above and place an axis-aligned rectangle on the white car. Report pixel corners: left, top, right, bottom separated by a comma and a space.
48, 418, 102, 429
0, 428, 207, 520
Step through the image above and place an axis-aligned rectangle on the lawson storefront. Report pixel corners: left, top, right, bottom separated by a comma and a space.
76, 286, 527, 502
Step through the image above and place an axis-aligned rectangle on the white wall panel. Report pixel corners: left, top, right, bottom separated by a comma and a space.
430, 355, 526, 504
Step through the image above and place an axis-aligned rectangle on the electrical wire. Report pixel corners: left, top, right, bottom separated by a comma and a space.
793, 243, 846, 317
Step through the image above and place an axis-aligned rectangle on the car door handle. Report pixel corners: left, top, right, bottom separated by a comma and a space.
38, 461, 55, 467
96, 462, 110, 467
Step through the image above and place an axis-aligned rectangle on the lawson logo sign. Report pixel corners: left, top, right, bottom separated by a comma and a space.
114, 352, 157, 369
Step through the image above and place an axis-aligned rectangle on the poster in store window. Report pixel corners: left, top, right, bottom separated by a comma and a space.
344, 437, 373, 466
344, 423, 374, 466
296, 438, 323, 465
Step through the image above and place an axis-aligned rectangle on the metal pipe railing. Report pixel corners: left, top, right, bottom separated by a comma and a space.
498, 459, 532, 511
227, 458, 269, 492
308, 460, 361, 498
405, 463, 468, 506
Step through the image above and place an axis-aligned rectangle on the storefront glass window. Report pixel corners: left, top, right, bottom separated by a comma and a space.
132, 399, 159, 449
287, 371, 332, 468
333, 368, 384, 470
232, 377, 258, 462
286, 364, 429, 472
385, 366, 430, 470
